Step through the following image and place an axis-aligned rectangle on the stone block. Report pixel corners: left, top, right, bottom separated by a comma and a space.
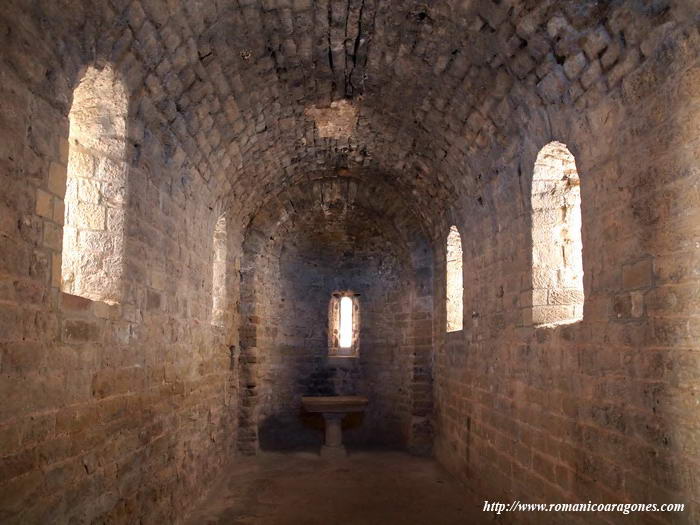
78, 178, 101, 204
43, 221, 62, 251
52, 198, 65, 225
511, 50, 536, 79
546, 14, 571, 39
612, 293, 632, 319
564, 52, 587, 80
67, 150, 95, 180
48, 162, 67, 198
532, 268, 557, 289
101, 181, 126, 206
532, 305, 576, 326
0, 342, 46, 374
97, 158, 128, 184
548, 288, 584, 306
73, 203, 106, 230
531, 288, 548, 306
600, 40, 622, 70
59, 137, 69, 165
93, 301, 121, 320
107, 207, 125, 232
61, 292, 92, 312
35, 189, 52, 218
622, 259, 653, 290
91, 366, 145, 398
580, 60, 602, 89
606, 49, 640, 87
106, 320, 131, 345
536, 67, 568, 103
62, 319, 102, 344
582, 26, 611, 60
51, 252, 61, 288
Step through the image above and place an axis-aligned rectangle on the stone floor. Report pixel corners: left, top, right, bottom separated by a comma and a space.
185, 451, 489, 524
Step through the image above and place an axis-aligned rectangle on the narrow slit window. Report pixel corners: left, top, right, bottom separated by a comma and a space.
329, 293, 359, 357
530, 141, 584, 326
211, 214, 227, 326
339, 296, 353, 348
61, 65, 128, 303
446, 225, 463, 332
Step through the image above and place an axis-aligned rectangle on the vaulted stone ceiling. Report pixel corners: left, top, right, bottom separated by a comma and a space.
5, 0, 689, 229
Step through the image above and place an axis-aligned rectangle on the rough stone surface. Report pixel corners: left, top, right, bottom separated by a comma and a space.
304, 99, 359, 139
0, 0, 699, 524
184, 451, 483, 525
434, 8, 700, 525
238, 177, 433, 455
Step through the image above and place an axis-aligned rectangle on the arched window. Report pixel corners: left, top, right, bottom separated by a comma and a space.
212, 215, 227, 326
446, 225, 463, 332
61, 65, 128, 303
531, 141, 584, 326
328, 292, 360, 357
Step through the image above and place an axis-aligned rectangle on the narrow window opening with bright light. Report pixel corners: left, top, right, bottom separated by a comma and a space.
339, 296, 353, 348
62, 65, 128, 304
446, 225, 463, 332
329, 293, 359, 357
530, 141, 584, 327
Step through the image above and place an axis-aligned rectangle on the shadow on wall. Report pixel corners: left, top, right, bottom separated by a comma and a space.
258, 360, 336, 451
258, 356, 406, 451
258, 411, 368, 452
239, 177, 434, 456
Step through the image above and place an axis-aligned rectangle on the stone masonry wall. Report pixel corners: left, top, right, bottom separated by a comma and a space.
433, 17, 700, 525
1, 0, 698, 523
238, 176, 435, 455
256, 208, 414, 450
0, 6, 241, 523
